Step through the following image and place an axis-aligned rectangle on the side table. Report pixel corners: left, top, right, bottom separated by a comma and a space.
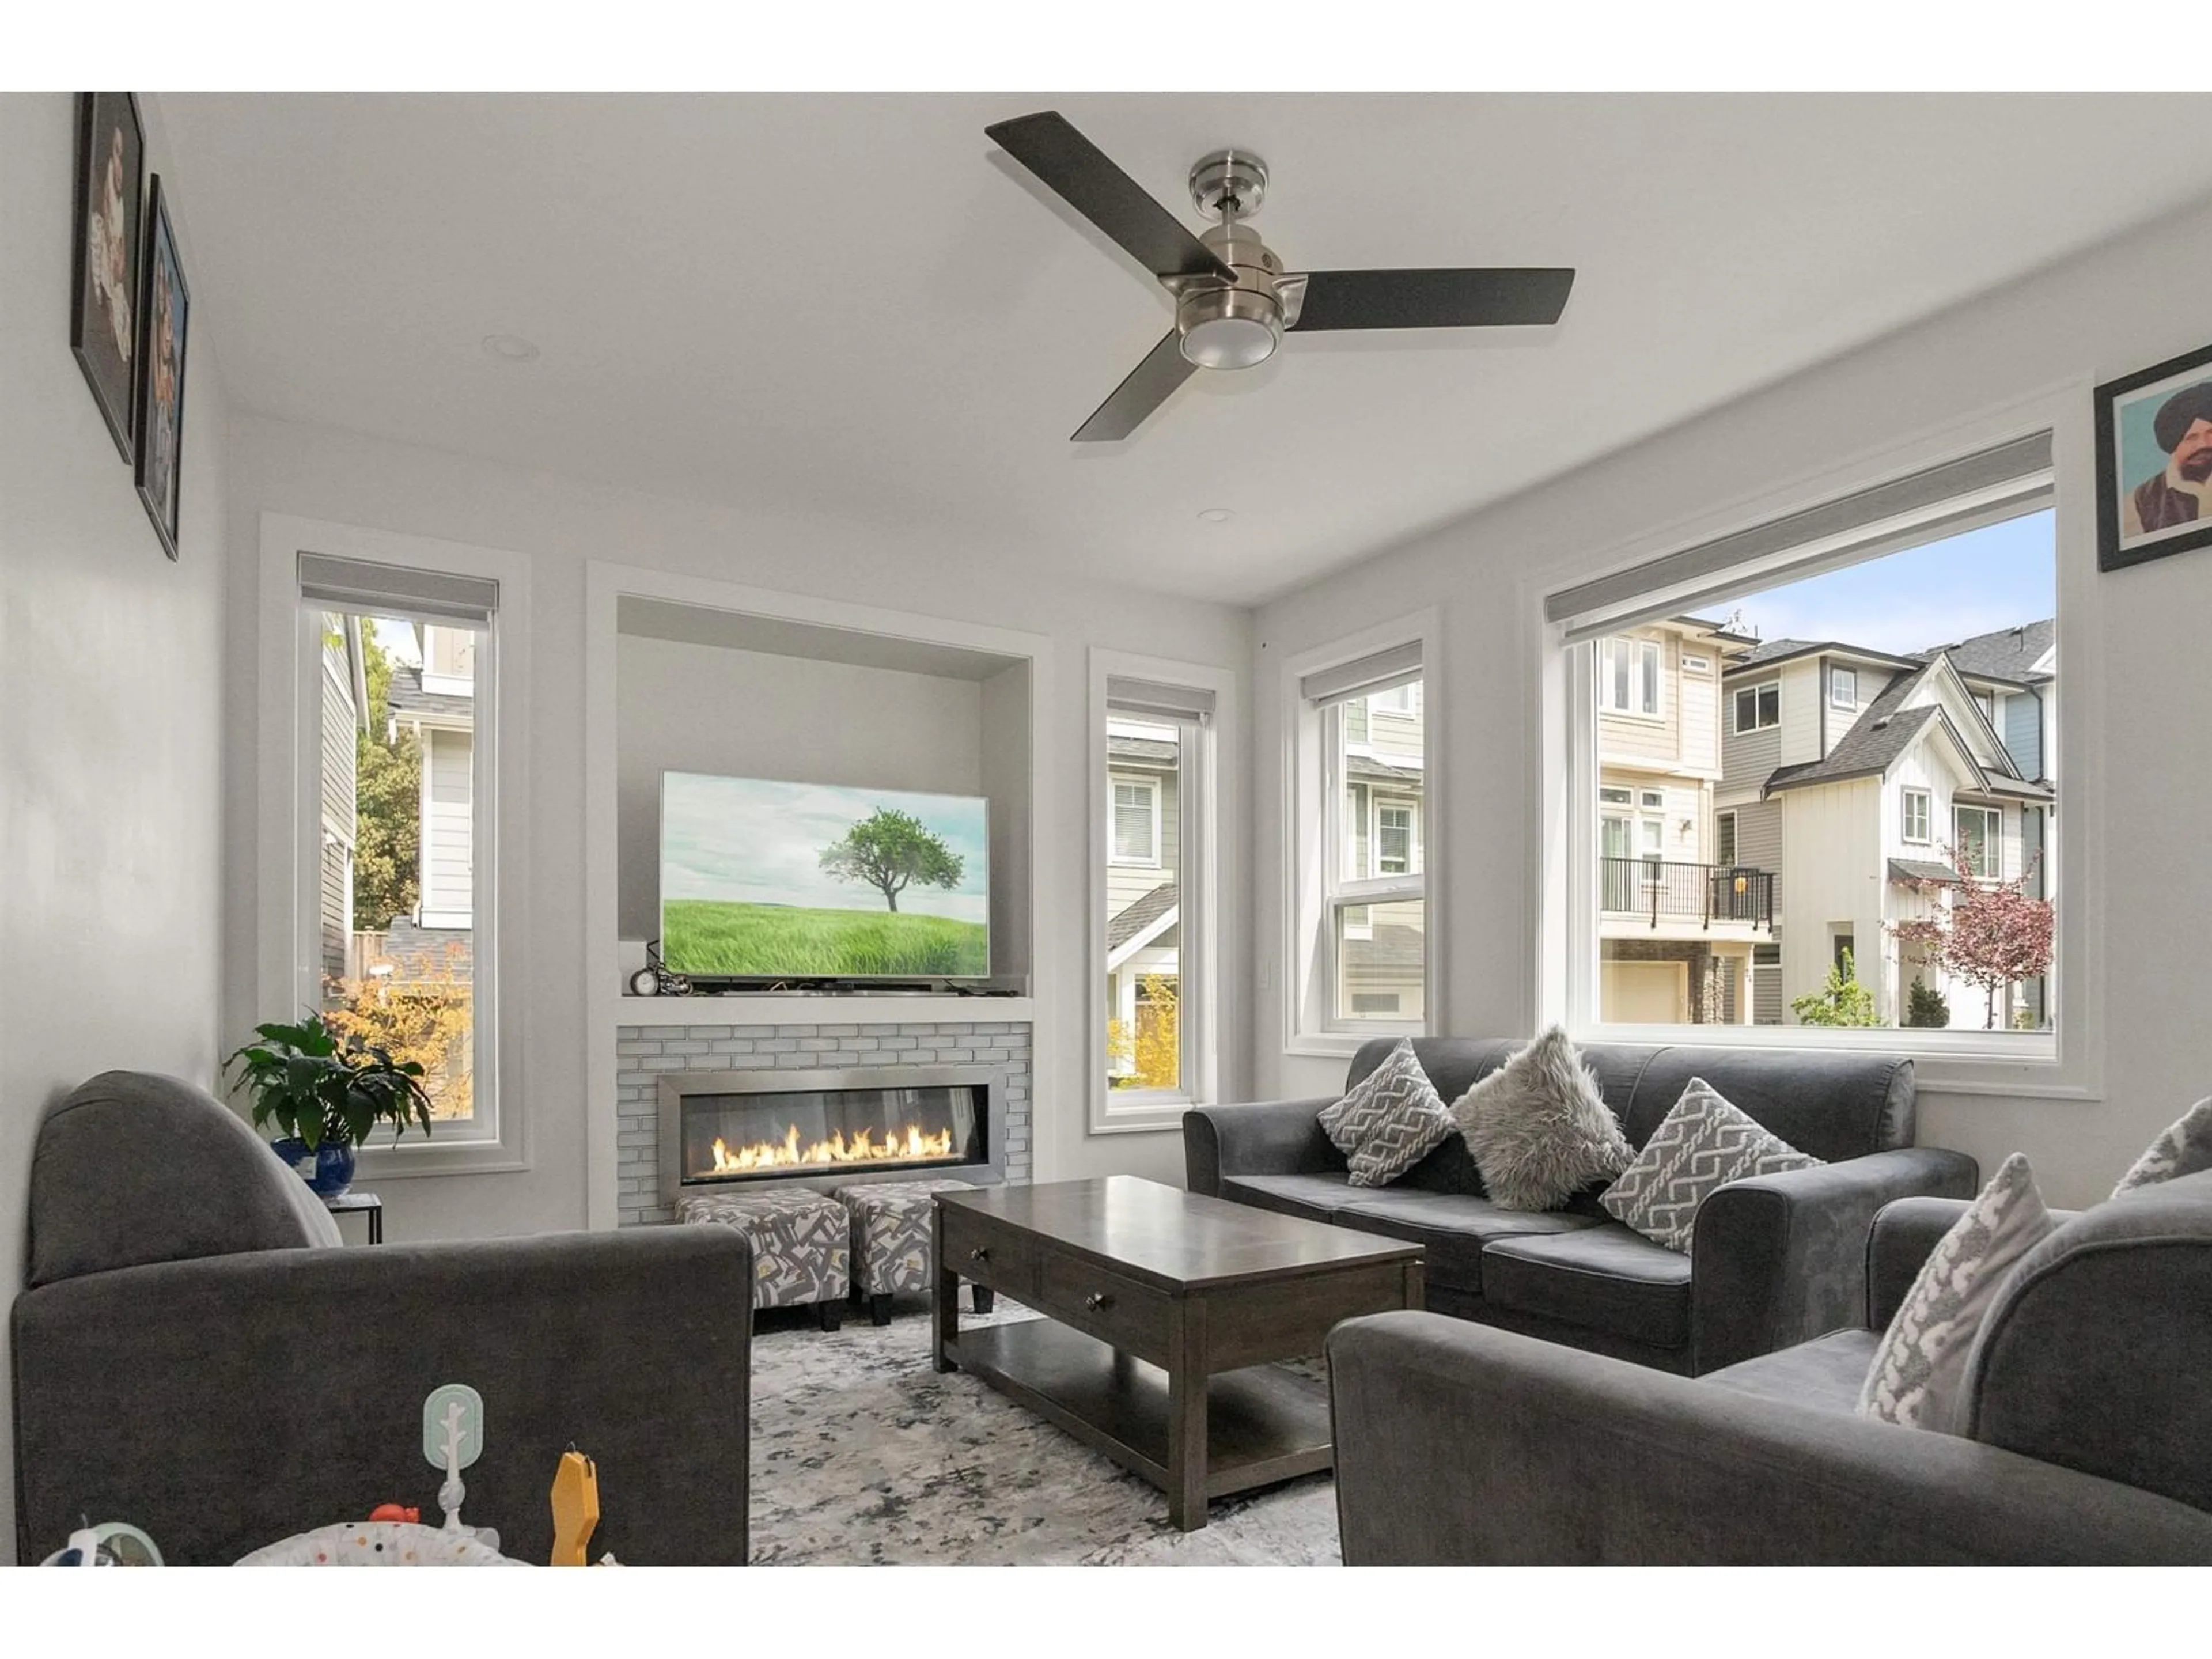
324, 1191, 384, 1245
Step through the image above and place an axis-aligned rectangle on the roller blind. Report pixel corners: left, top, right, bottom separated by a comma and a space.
1105, 675, 1215, 722
1300, 641, 1423, 706
1547, 432, 2052, 641
298, 552, 499, 624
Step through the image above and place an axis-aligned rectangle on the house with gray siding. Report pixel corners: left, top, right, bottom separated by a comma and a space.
1718, 618, 2055, 1028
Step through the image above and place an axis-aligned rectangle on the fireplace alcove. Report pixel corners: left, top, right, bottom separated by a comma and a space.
658, 1065, 1002, 1206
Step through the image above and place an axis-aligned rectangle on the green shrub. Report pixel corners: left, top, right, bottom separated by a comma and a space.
1905, 976, 1951, 1029
1791, 948, 1885, 1027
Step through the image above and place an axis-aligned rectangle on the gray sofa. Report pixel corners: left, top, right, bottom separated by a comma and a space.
12, 1071, 754, 1566
1326, 1172, 2212, 1563
1185, 1037, 1978, 1374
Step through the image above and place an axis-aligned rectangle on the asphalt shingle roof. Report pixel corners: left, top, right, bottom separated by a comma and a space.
1107, 881, 1178, 954
1889, 858, 1962, 886
1762, 669, 1941, 794
1915, 618, 2055, 685
385, 664, 475, 722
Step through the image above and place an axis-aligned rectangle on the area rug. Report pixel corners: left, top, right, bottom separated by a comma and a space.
747, 1298, 1340, 1565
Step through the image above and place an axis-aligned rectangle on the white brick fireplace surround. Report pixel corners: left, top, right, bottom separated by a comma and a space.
615, 1014, 1033, 1226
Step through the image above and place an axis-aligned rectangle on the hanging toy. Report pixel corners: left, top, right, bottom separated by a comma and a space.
421, 1382, 499, 1554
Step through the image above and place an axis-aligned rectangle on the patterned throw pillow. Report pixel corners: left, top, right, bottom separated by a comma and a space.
1601, 1078, 1822, 1252
2111, 1096, 2212, 1199
1317, 1040, 1455, 1188
1449, 1027, 1632, 1211
1859, 1153, 2058, 1433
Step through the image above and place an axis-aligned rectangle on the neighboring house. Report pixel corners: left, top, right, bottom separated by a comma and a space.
1338, 680, 1426, 1022
1105, 721, 1181, 1080
382, 623, 476, 977
1718, 618, 2055, 1028
1594, 617, 1774, 1025
318, 617, 368, 986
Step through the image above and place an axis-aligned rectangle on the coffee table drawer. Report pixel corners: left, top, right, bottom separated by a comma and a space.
940, 1205, 1037, 1298
1040, 1252, 1171, 1362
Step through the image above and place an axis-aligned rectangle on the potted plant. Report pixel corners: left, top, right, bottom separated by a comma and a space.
225, 1012, 435, 1198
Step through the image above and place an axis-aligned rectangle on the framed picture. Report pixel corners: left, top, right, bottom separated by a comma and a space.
2094, 340, 2212, 573
70, 91, 145, 463
134, 175, 190, 561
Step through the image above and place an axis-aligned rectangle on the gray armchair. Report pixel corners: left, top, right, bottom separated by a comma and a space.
1326, 1171, 2212, 1564
1188, 1038, 1979, 1374
12, 1071, 753, 1566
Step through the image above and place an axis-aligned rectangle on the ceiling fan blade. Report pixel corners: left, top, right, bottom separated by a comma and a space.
1072, 331, 1196, 442
1288, 268, 1575, 332
987, 111, 1233, 287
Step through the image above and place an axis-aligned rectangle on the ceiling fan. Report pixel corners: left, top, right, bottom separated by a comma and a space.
985, 109, 1576, 442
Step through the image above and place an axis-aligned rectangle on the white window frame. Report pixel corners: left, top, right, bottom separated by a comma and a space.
1734, 679, 1781, 733
1598, 635, 1662, 719
1283, 611, 1440, 1058
1373, 797, 1418, 877
257, 514, 531, 1176
1830, 665, 1858, 709
1090, 650, 1231, 1134
1682, 653, 1713, 676
1902, 787, 1933, 844
1955, 804, 2002, 878
1107, 772, 1162, 868
1533, 404, 2095, 1100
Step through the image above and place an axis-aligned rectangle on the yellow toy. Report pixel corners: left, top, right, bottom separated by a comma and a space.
550, 1446, 600, 1567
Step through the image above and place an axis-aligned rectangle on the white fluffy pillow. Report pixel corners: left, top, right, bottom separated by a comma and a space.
1449, 1028, 1631, 1211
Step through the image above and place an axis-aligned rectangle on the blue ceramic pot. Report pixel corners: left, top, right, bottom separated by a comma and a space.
271, 1137, 357, 1199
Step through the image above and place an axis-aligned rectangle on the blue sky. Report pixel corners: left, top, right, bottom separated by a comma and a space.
661, 774, 989, 924
1717, 510, 2055, 657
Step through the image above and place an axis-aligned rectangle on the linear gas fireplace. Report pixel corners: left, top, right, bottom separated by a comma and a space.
657, 1065, 1000, 1204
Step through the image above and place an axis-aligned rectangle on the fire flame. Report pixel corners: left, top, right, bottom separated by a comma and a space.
710, 1122, 956, 1173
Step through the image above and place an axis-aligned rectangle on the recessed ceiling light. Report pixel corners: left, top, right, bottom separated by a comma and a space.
482, 333, 540, 362
1196, 507, 1235, 523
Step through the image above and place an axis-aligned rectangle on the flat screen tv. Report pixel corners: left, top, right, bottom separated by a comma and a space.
659, 772, 990, 981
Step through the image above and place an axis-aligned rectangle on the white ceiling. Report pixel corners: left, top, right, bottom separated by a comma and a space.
157, 93, 2212, 607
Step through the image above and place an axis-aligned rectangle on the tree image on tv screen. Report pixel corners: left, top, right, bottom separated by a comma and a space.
818, 808, 964, 914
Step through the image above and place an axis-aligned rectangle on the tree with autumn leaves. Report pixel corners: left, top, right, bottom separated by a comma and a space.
1888, 846, 2055, 1031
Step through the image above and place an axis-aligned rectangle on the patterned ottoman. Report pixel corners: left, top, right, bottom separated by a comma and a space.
677, 1189, 850, 1330
831, 1180, 996, 1326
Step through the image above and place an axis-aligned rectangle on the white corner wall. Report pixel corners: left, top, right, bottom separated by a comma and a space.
222, 415, 1252, 1241
1252, 191, 2212, 1209
0, 92, 233, 1566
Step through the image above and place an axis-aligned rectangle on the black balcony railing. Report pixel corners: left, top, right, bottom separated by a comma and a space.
1601, 857, 1774, 931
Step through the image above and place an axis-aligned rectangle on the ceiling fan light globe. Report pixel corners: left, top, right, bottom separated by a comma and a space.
1180, 314, 1279, 370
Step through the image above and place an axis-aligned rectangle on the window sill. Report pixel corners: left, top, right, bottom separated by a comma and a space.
355, 1138, 529, 1179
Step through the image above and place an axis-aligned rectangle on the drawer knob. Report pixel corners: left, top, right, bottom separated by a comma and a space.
1085, 1291, 1115, 1312
969, 1247, 990, 1263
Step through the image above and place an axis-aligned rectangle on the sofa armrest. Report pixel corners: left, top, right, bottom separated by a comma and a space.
1325, 1310, 2212, 1564
1691, 1146, 1979, 1373
12, 1228, 752, 1566
1182, 1097, 1344, 1195
1863, 1194, 2084, 1330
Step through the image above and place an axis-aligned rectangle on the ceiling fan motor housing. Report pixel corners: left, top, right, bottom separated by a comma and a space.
1176, 220, 1291, 369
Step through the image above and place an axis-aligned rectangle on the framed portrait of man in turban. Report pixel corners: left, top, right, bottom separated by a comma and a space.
2096, 341, 2212, 573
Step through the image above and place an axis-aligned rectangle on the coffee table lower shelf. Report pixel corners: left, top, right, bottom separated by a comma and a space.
948, 1319, 1334, 1505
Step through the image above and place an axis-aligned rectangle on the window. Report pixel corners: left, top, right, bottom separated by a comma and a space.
1682, 653, 1713, 676
1108, 774, 1160, 866
1096, 662, 1224, 1126
1289, 628, 1430, 1048
1955, 804, 2001, 878
1902, 787, 1931, 844
1733, 680, 1780, 732
1599, 637, 1661, 716
296, 553, 503, 1150
1973, 690, 1995, 725
1548, 429, 2062, 1065
1638, 788, 1665, 810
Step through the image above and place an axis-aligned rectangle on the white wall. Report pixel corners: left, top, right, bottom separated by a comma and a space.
223, 415, 1250, 1238
1254, 193, 2212, 1209
615, 634, 985, 938
0, 92, 232, 1566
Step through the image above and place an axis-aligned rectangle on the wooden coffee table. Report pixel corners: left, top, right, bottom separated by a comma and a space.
933, 1175, 1423, 1530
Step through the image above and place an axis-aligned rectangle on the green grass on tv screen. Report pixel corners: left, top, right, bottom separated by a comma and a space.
662, 900, 988, 978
